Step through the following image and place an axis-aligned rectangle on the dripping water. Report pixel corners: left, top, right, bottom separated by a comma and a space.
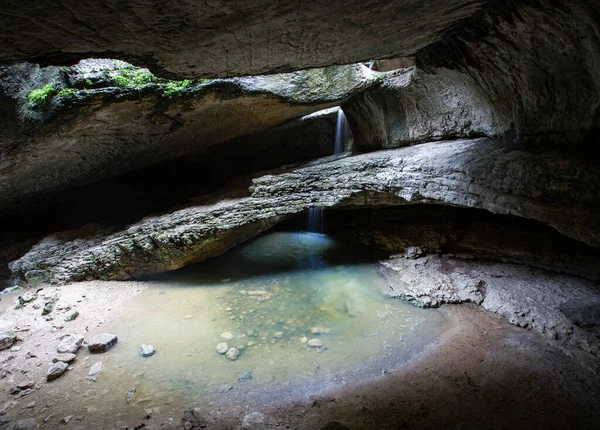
334, 107, 349, 154
308, 206, 324, 234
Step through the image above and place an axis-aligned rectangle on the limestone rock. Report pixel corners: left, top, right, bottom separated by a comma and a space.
216, 343, 229, 355
0, 1, 481, 79
46, 362, 68, 381
225, 348, 241, 361
52, 353, 76, 363
220, 332, 234, 342
238, 371, 253, 383
307, 339, 323, 348
88, 361, 103, 378
9, 138, 600, 286
56, 336, 83, 354
88, 333, 118, 353
0, 332, 16, 351
139, 344, 155, 357
0, 61, 374, 214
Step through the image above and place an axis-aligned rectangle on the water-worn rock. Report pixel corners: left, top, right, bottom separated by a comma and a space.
10, 138, 600, 286
0, 332, 16, 351
56, 336, 83, 354
88, 361, 103, 378
88, 333, 118, 353
381, 254, 600, 354
46, 362, 68, 381
220, 332, 234, 342
225, 348, 241, 361
307, 339, 323, 348
0, 61, 374, 214
216, 343, 229, 355
139, 344, 155, 357
238, 371, 253, 383
53, 353, 76, 363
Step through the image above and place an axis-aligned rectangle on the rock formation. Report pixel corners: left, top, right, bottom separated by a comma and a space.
0, 60, 374, 213
10, 137, 600, 286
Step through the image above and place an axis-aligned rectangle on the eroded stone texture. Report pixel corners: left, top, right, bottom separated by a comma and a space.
0, 61, 374, 214
9, 138, 599, 286
379, 255, 600, 356
0, 1, 483, 79
343, 1, 600, 149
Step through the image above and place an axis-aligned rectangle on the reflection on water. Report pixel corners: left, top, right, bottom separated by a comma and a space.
111, 233, 448, 403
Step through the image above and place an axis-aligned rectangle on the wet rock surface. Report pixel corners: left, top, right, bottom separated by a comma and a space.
10, 137, 598, 286
87, 333, 118, 353
0, 61, 374, 214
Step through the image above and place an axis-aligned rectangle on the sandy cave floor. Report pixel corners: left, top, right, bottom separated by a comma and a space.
0, 281, 598, 429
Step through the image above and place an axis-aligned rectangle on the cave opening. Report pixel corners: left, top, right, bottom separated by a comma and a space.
0, 1, 599, 428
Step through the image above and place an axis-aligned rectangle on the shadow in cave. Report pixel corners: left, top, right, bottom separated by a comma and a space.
139, 212, 389, 286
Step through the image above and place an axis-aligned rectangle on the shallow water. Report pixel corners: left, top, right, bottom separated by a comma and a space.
22, 232, 448, 428
108, 233, 448, 404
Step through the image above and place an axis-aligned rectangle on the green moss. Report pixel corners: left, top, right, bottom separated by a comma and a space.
110, 66, 156, 88
163, 79, 192, 96
28, 84, 55, 105
57, 88, 77, 98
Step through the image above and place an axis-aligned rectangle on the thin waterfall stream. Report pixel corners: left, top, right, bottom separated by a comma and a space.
308, 107, 350, 234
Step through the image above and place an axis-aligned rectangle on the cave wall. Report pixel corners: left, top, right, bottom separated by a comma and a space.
344, 0, 600, 150
0, 0, 483, 79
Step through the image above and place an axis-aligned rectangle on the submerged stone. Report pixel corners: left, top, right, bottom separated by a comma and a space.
216, 343, 229, 354
220, 331, 234, 341
88, 333, 118, 352
308, 339, 323, 348
139, 344, 156, 357
226, 348, 241, 361
238, 371, 253, 383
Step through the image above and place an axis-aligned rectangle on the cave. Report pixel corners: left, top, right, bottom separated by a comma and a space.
0, 1, 599, 429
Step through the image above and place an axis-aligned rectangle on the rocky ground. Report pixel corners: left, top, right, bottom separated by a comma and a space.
0, 272, 597, 429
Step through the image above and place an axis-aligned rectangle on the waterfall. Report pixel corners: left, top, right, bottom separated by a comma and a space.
334, 108, 349, 154
307, 207, 324, 234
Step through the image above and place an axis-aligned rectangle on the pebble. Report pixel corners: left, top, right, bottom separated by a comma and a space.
46, 362, 68, 381
18, 292, 37, 304
126, 388, 136, 403
307, 339, 323, 348
56, 336, 84, 354
139, 344, 156, 357
88, 361, 103, 380
225, 348, 240, 361
242, 412, 267, 429
309, 327, 331, 335
64, 311, 79, 322
219, 384, 233, 393
216, 343, 228, 354
274, 332, 284, 339
238, 371, 253, 383
183, 315, 193, 320
0, 332, 16, 351
88, 333, 118, 352
61, 416, 72, 424
220, 331, 234, 341
300, 336, 308, 344
53, 353, 76, 363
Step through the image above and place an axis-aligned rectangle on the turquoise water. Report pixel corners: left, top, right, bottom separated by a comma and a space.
69, 232, 448, 426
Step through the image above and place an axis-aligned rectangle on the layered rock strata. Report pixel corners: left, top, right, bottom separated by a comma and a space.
10, 137, 600, 286
0, 61, 374, 213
